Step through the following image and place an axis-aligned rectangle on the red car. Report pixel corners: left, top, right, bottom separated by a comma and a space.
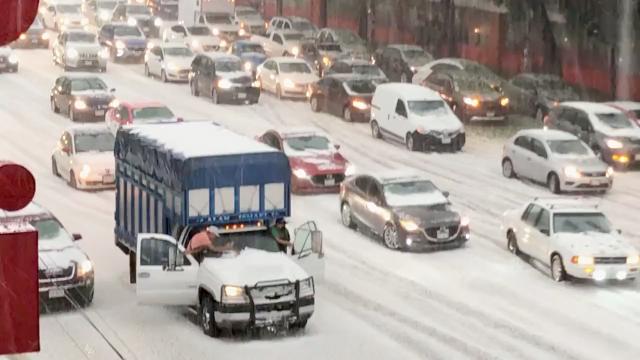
256, 128, 355, 194
105, 101, 181, 134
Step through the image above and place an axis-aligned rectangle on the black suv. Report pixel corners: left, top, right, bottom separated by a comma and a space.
189, 53, 260, 104
308, 74, 376, 122
50, 75, 115, 122
374, 44, 433, 83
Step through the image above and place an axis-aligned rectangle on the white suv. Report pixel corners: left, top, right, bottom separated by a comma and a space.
502, 198, 639, 282
502, 129, 613, 194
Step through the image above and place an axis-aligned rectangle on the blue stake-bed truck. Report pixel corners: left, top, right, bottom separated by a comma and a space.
114, 122, 324, 335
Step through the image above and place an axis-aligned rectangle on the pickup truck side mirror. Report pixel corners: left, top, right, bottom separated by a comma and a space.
72, 233, 82, 241
334, 144, 340, 150
443, 191, 450, 198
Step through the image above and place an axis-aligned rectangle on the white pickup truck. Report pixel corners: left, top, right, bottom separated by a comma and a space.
250, 30, 306, 58
135, 221, 324, 336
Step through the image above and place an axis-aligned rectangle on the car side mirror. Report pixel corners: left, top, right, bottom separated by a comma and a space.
443, 191, 450, 198
617, 229, 622, 235
540, 229, 550, 236
311, 230, 323, 255
72, 233, 82, 241
110, 88, 116, 93
334, 144, 340, 150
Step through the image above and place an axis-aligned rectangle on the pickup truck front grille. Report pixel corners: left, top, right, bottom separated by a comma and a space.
39, 265, 75, 283
311, 173, 344, 186
582, 171, 606, 177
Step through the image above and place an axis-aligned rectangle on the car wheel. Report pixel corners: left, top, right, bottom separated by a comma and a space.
371, 120, 382, 139
50, 97, 59, 113
547, 172, 561, 194
200, 294, 220, 337
276, 84, 283, 99
190, 79, 199, 97
406, 133, 417, 151
502, 158, 516, 178
550, 254, 567, 282
310, 96, 320, 112
144, 63, 150, 77
535, 107, 544, 123
51, 157, 59, 177
161, 70, 168, 83
507, 231, 519, 255
400, 72, 408, 83
212, 88, 220, 104
383, 223, 400, 250
341, 202, 356, 229
70, 171, 78, 189
343, 107, 352, 122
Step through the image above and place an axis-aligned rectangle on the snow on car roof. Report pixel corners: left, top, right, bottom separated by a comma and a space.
68, 123, 111, 135
532, 197, 603, 213
127, 122, 278, 158
606, 101, 640, 111
517, 128, 578, 141
376, 83, 441, 101
0, 202, 51, 222
561, 101, 624, 114
372, 170, 431, 184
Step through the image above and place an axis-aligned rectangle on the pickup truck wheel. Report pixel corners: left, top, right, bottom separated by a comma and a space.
371, 120, 382, 139
200, 295, 220, 337
341, 202, 356, 229
551, 254, 567, 282
406, 133, 418, 152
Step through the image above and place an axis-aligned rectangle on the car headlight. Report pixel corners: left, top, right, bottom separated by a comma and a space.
399, 219, 420, 232
212, 28, 220, 36
166, 62, 178, 71
146, 41, 154, 50
605, 138, 624, 149
293, 168, 309, 179
463, 96, 480, 107
127, 17, 137, 26
99, 47, 110, 59
219, 39, 228, 48
221, 285, 249, 303
81, 17, 89, 26
627, 255, 640, 265
571, 256, 594, 265
238, 28, 246, 36
345, 163, 356, 176
218, 78, 232, 89
116, 40, 126, 49
67, 48, 79, 59
283, 78, 295, 89
563, 166, 581, 179
244, 61, 252, 72
291, 46, 299, 56
77, 259, 93, 277
79, 164, 91, 179
109, 99, 119, 108
352, 99, 369, 110
500, 97, 510, 107
8, 54, 18, 64
99, 11, 110, 21
19, 33, 26, 40
322, 56, 331, 66
74, 99, 87, 110
606, 166, 614, 178
299, 277, 314, 298
251, 80, 261, 88
154, 18, 163, 27
410, 66, 416, 73
191, 39, 201, 48
42, 32, 50, 40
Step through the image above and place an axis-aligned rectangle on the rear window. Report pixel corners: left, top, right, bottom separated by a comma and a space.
132, 106, 175, 119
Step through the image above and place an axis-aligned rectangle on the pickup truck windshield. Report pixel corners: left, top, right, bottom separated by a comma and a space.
203, 231, 280, 255
74, 132, 115, 153
553, 213, 611, 234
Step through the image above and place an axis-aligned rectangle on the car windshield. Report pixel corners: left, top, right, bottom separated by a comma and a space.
132, 106, 175, 119
238, 43, 264, 53
74, 132, 115, 152
283, 33, 304, 40
285, 135, 331, 151
403, 49, 428, 59
353, 65, 382, 76
383, 180, 447, 207
596, 113, 635, 129
202, 231, 280, 256
127, 5, 150, 15
70, 78, 107, 91
456, 78, 494, 92
408, 100, 448, 116
547, 139, 591, 156
237, 9, 259, 18
279, 62, 311, 73
205, 14, 231, 24
67, 32, 96, 43
57, 4, 81, 13
188, 26, 211, 35
164, 47, 193, 56
215, 60, 242, 72
114, 26, 142, 37
97, 1, 117, 10
345, 80, 376, 94
334, 29, 363, 45
553, 213, 611, 234
293, 20, 316, 32
30, 219, 72, 243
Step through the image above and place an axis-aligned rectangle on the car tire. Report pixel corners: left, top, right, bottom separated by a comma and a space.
371, 120, 382, 139
51, 157, 59, 177
343, 107, 352, 122
190, 79, 199, 97
400, 72, 408, 83
212, 88, 220, 104
144, 63, 150, 77
100, 66, 107, 73
276, 84, 283, 100
507, 230, 520, 255
406, 133, 418, 152
383, 223, 401, 250
70, 170, 78, 189
502, 158, 516, 178
550, 254, 567, 282
161, 70, 168, 83
547, 172, 561, 194
51, 97, 59, 113
291, 319, 308, 331
341, 202, 356, 229
310, 96, 320, 112
200, 294, 220, 338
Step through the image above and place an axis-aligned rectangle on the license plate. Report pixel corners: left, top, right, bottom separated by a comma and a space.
95, 110, 105, 116
84, 60, 93, 65
238, 93, 247, 99
487, 111, 495, 117
442, 137, 451, 144
103, 174, 115, 183
49, 288, 65, 298
324, 178, 335, 186
437, 228, 449, 239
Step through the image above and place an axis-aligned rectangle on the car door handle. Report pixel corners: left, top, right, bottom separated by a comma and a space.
138, 272, 150, 278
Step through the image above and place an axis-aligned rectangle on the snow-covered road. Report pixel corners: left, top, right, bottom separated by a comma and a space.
2, 50, 640, 360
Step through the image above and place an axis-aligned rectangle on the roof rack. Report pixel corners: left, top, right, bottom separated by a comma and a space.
533, 197, 601, 210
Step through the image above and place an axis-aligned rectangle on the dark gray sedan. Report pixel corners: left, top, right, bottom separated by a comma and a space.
505, 73, 580, 122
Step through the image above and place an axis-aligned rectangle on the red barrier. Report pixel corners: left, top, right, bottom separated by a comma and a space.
0, 0, 40, 45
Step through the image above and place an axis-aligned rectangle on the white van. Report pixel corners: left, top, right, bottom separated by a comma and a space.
370, 83, 465, 151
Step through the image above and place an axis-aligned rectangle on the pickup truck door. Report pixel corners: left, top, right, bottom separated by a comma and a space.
292, 221, 325, 283
136, 233, 199, 306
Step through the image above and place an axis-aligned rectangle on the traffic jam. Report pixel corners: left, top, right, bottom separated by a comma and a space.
1, 0, 640, 358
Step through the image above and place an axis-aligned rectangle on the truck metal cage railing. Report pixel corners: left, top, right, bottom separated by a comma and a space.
244, 279, 301, 326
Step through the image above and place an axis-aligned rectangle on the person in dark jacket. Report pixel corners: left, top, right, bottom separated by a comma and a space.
270, 218, 292, 253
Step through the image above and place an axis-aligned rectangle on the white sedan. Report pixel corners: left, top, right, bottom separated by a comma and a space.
162, 24, 221, 53
502, 198, 639, 282
257, 57, 319, 99
502, 129, 613, 194
144, 43, 194, 82
51, 124, 116, 190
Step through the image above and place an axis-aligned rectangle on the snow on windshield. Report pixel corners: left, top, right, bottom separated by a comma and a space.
284, 135, 331, 153
164, 47, 193, 57
408, 100, 448, 116
279, 62, 311, 73
547, 139, 591, 156
596, 113, 635, 129
132, 106, 175, 119
71, 78, 107, 91
30, 219, 72, 243
383, 181, 448, 207
68, 33, 96, 43
553, 213, 611, 234
74, 132, 115, 152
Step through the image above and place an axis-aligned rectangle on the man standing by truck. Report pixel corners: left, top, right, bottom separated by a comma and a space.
271, 218, 292, 254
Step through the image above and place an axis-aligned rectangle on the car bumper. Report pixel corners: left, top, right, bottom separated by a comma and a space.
70, 107, 108, 122
403, 229, 470, 251
165, 69, 191, 82
13, 36, 49, 48
114, 48, 146, 61
217, 86, 260, 103
566, 263, 639, 281
413, 132, 466, 150
66, 58, 107, 69
347, 106, 371, 122
464, 106, 508, 121
602, 148, 640, 166
281, 85, 309, 98
39, 277, 94, 300
215, 297, 314, 330
76, 173, 116, 190
293, 172, 346, 193
561, 175, 612, 192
